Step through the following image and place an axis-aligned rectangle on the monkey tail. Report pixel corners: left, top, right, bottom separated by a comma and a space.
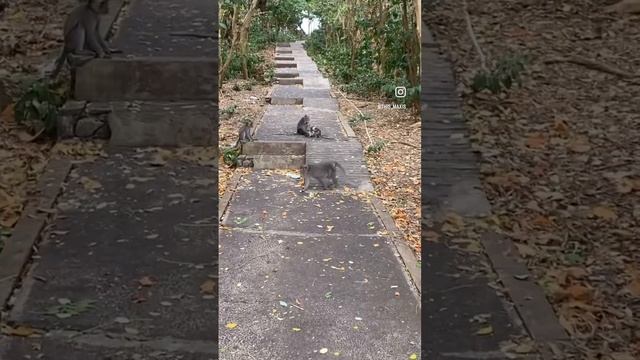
49, 49, 67, 79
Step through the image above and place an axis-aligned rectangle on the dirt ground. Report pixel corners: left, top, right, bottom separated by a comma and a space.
217, 78, 271, 198
0, 0, 75, 250
334, 95, 421, 253
425, 0, 640, 358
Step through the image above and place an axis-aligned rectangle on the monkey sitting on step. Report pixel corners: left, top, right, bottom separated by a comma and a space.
49, 0, 122, 79
234, 120, 254, 148
297, 115, 323, 138
300, 161, 346, 192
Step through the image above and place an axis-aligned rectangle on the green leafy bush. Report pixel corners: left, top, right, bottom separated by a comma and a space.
14, 80, 66, 136
223, 146, 240, 167
366, 140, 386, 154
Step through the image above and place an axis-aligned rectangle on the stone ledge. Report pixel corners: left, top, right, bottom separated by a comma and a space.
74, 57, 217, 101
241, 141, 305, 156
57, 100, 216, 146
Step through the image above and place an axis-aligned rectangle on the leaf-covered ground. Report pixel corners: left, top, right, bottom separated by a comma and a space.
218, 74, 271, 198
425, 1, 640, 358
0, 0, 74, 94
0, 0, 74, 251
335, 96, 421, 253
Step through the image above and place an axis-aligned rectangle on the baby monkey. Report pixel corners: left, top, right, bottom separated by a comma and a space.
309, 125, 321, 138
49, 0, 121, 78
300, 161, 346, 192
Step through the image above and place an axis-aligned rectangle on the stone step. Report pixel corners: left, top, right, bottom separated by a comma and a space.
252, 155, 305, 169
274, 70, 299, 78
275, 56, 294, 61
276, 78, 303, 85
101, 101, 215, 147
57, 101, 216, 147
241, 141, 305, 156
74, 57, 217, 102
274, 62, 297, 68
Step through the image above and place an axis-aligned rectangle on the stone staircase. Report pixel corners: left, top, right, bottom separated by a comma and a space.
248, 42, 373, 192
57, 0, 217, 147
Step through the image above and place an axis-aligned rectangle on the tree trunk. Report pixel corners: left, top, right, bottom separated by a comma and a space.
219, 0, 261, 80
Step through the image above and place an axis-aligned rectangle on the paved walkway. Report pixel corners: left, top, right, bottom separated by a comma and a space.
219, 42, 421, 359
0, 0, 218, 358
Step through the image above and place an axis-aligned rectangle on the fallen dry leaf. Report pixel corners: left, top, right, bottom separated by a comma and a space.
591, 206, 617, 221
200, 279, 216, 294
137, 276, 156, 287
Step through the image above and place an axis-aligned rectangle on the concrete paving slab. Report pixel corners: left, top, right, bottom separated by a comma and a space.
112, 0, 217, 58
255, 106, 347, 142
300, 77, 330, 89
6, 151, 217, 344
422, 240, 521, 358
218, 229, 420, 359
269, 85, 304, 105
269, 87, 332, 105
0, 335, 216, 360
306, 141, 373, 192
221, 172, 379, 234
304, 98, 339, 111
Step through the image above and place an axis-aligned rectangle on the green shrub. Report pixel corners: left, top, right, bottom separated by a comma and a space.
14, 79, 66, 136
366, 140, 386, 154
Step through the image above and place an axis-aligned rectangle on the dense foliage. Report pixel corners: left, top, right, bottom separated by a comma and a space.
219, 0, 306, 81
305, 0, 420, 105
219, 0, 421, 107
15, 79, 66, 137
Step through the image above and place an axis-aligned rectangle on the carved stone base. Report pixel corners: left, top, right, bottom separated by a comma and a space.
57, 101, 111, 140
235, 155, 254, 168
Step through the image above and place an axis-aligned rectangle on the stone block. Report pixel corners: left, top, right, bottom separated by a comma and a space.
108, 101, 216, 147
86, 102, 112, 115
275, 62, 297, 68
60, 100, 87, 116
252, 155, 305, 169
75, 57, 218, 101
75, 116, 108, 138
274, 70, 299, 78
241, 141, 305, 156
277, 78, 303, 85
56, 114, 77, 139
